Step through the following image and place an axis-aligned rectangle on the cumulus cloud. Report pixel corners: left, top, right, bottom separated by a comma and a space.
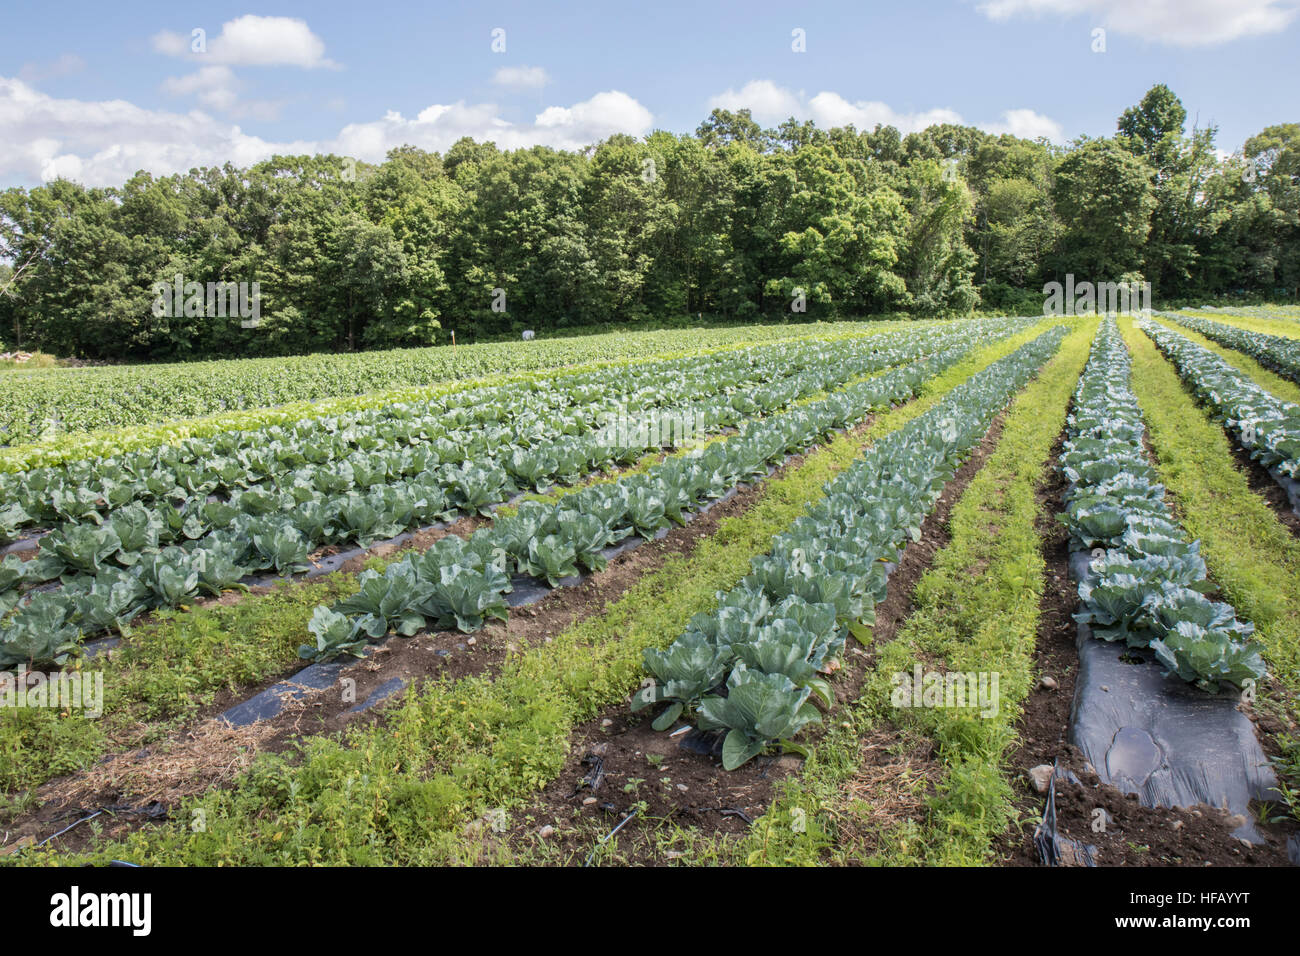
161, 65, 240, 112
976, 0, 1297, 46
706, 81, 1064, 141
0, 77, 654, 187
806, 92, 965, 135
334, 90, 653, 158
707, 80, 804, 124
151, 15, 337, 68
984, 107, 1064, 141
492, 65, 550, 90
0, 77, 314, 187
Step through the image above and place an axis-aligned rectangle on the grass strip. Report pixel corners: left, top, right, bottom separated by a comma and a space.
0, 569, 372, 796
678, 319, 1096, 867
1155, 315, 1300, 406
18, 320, 1062, 866
1184, 311, 1300, 342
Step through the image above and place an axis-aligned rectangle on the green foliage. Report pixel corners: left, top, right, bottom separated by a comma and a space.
299, 606, 370, 662
1051, 139, 1155, 279
1118, 316, 1300, 695
635, 324, 1069, 767
1141, 318, 1300, 477
0, 322, 873, 447
300, 319, 1029, 661
1061, 319, 1265, 692
696, 665, 822, 770
15, 318, 1062, 864
709, 320, 1095, 867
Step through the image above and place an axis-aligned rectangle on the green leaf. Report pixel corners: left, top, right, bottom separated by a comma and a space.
722, 728, 764, 771
651, 701, 684, 732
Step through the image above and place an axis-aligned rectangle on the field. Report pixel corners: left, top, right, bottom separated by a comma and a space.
1, 311, 1298, 869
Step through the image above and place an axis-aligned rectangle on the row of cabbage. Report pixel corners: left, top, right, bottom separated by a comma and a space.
295, 336, 1006, 666
1164, 311, 1300, 384
1139, 319, 1300, 480
0, 322, 880, 444
0, 326, 1016, 669
1060, 319, 1265, 693
0, 322, 1008, 591
1, 332, 941, 544
630, 325, 1070, 770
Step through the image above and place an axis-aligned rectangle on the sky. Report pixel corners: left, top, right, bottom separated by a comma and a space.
1, 0, 1297, 188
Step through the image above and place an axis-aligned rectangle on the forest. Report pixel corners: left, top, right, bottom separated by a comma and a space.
0, 83, 1296, 362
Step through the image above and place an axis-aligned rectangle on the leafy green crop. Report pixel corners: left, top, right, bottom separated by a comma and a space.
1166, 311, 1300, 386
1141, 318, 1300, 479
697, 665, 823, 770
0, 323, 884, 446
633, 324, 1070, 765
1061, 319, 1265, 692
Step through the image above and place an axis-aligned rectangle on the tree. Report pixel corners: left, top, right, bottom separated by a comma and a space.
896, 159, 978, 315
1117, 84, 1216, 292
966, 135, 1060, 289
696, 109, 775, 152
1051, 138, 1155, 280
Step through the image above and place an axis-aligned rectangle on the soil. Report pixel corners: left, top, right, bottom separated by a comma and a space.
993, 432, 1299, 867
497, 413, 1010, 865
1222, 436, 1300, 538
2, 434, 814, 854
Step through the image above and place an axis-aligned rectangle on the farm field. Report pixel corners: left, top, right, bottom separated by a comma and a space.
0, 320, 897, 453
2, 313, 1297, 869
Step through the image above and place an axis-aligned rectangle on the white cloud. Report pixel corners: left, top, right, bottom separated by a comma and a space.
984, 107, 1064, 141
707, 80, 803, 124
806, 92, 965, 135
161, 65, 240, 112
0, 77, 654, 187
151, 15, 337, 68
0, 76, 315, 186
534, 91, 653, 135
705, 81, 1064, 141
492, 65, 550, 90
336, 91, 653, 158
976, 0, 1297, 46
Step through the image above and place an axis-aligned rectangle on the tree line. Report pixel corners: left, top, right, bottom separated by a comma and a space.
0, 84, 1295, 362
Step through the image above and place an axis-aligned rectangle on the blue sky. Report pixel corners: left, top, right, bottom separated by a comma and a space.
1, 0, 1297, 187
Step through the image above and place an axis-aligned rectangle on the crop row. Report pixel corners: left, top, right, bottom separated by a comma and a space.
631, 325, 1071, 769
295, 330, 1012, 664
1139, 319, 1300, 480
0, 321, 1005, 582
1060, 319, 1264, 692
0, 327, 1018, 669
0, 322, 879, 445
3, 329, 963, 543
1165, 311, 1300, 384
